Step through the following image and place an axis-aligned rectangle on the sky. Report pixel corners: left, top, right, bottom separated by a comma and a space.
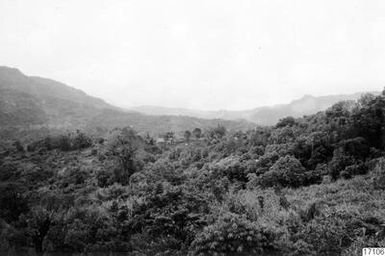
1, 0, 385, 110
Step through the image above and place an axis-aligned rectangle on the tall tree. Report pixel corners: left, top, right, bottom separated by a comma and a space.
353, 94, 385, 149
192, 128, 202, 139
108, 127, 140, 184
184, 130, 192, 142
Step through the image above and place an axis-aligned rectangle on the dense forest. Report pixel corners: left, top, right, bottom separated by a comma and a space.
1, 90, 385, 256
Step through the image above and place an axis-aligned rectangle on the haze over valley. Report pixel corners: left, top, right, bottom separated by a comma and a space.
0, 65, 378, 139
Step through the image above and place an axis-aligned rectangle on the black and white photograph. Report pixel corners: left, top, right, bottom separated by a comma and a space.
1, 0, 385, 255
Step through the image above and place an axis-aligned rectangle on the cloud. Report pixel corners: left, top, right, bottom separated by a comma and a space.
0, 0, 384, 110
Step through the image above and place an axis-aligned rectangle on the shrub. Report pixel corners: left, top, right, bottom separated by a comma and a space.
0, 162, 18, 181
13, 140, 24, 152
255, 155, 307, 188
372, 157, 385, 189
58, 167, 89, 188
338, 137, 370, 160
302, 169, 323, 186
190, 213, 286, 255
340, 162, 368, 179
276, 116, 297, 128
211, 156, 248, 182
107, 128, 141, 184
129, 187, 208, 251
0, 182, 28, 223
329, 150, 355, 180
289, 240, 316, 256
299, 215, 350, 256
96, 169, 113, 187
72, 130, 92, 150
62, 206, 120, 252
265, 143, 295, 157
57, 134, 72, 151
30, 131, 92, 152
253, 151, 280, 175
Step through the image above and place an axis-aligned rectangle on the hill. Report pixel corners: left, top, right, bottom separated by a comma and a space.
132, 92, 379, 125
0, 66, 114, 128
0, 66, 255, 141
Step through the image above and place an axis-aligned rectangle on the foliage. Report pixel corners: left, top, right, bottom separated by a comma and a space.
254, 155, 307, 188
190, 212, 286, 255
107, 128, 142, 184
2, 92, 385, 255
0, 182, 28, 223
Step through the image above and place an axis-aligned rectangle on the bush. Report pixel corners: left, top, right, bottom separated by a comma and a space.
107, 128, 142, 184
58, 167, 89, 188
57, 134, 72, 151
190, 213, 286, 255
340, 162, 368, 179
29, 131, 93, 152
329, 151, 355, 180
61, 206, 120, 252
0, 162, 18, 181
338, 137, 370, 160
0, 182, 28, 223
255, 155, 307, 188
72, 130, 92, 150
211, 156, 248, 182
372, 157, 385, 189
253, 151, 280, 175
276, 116, 297, 128
302, 169, 323, 186
299, 215, 350, 256
13, 140, 24, 152
96, 169, 113, 187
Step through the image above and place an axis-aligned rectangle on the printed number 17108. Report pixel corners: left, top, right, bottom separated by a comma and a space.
363, 248, 385, 255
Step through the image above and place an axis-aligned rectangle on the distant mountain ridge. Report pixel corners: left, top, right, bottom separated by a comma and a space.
0, 65, 380, 142
132, 92, 380, 125
0, 67, 110, 108
0, 66, 255, 140
0, 66, 116, 128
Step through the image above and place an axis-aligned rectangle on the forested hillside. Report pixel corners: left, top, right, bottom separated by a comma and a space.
1, 90, 385, 255
132, 92, 376, 125
0, 66, 114, 127
0, 66, 255, 143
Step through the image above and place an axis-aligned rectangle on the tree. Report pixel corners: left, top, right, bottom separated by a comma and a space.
276, 116, 296, 128
0, 182, 28, 223
328, 138, 369, 180
63, 206, 118, 252
72, 130, 92, 150
207, 125, 227, 141
190, 212, 285, 255
248, 127, 271, 147
299, 215, 349, 256
352, 95, 385, 149
257, 155, 307, 188
211, 156, 248, 182
144, 133, 155, 145
163, 131, 175, 144
184, 130, 192, 142
57, 134, 72, 151
270, 126, 296, 144
26, 207, 55, 255
372, 157, 385, 189
192, 128, 202, 139
108, 128, 141, 184
325, 101, 355, 140
13, 140, 24, 152
129, 187, 208, 252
